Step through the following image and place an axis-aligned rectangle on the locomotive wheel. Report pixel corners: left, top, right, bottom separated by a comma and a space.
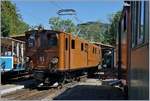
44, 77, 50, 84
57, 74, 65, 85
58, 73, 73, 87
57, 83, 63, 89
65, 73, 73, 83
75, 77, 80, 82
87, 70, 95, 78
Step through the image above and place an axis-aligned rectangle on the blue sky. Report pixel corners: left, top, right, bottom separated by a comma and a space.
11, 0, 123, 29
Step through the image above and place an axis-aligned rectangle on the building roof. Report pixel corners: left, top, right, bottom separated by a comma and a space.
91, 42, 114, 48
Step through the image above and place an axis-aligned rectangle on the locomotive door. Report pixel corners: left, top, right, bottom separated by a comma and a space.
64, 35, 70, 69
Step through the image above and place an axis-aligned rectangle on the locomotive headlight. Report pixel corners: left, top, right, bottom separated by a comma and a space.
26, 57, 30, 62
51, 57, 58, 64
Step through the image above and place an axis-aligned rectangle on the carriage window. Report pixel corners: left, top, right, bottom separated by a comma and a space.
124, 14, 127, 32
47, 34, 57, 47
95, 48, 97, 54
144, 1, 149, 42
1, 46, 5, 56
137, 1, 144, 44
66, 38, 68, 50
132, 1, 146, 48
81, 43, 83, 51
71, 40, 75, 49
131, 1, 138, 48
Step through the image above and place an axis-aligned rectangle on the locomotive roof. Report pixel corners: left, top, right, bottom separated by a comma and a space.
25, 30, 64, 35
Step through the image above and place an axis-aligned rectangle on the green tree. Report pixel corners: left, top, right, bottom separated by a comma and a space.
107, 11, 121, 45
1, 1, 29, 37
49, 17, 77, 33
49, 14, 121, 45
78, 21, 106, 42
1, 15, 10, 37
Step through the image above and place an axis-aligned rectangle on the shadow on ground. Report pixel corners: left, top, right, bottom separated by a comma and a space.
53, 85, 126, 100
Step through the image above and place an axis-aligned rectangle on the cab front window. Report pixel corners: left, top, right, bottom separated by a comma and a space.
47, 34, 57, 47
28, 32, 35, 48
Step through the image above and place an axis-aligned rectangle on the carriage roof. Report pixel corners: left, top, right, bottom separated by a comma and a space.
1, 37, 25, 46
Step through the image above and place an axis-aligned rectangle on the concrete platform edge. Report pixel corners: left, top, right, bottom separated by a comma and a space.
0, 85, 24, 95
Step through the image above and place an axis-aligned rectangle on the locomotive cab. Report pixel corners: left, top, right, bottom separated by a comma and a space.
25, 30, 60, 82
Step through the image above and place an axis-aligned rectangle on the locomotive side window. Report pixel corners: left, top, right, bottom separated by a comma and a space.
81, 43, 83, 51
93, 47, 96, 54
93, 47, 94, 54
47, 34, 57, 47
71, 40, 75, 49
85, 44, 88, 52
66, 38, 68, 50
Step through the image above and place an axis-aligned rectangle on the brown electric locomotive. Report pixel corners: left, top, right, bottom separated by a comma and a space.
25, 30, 102, 85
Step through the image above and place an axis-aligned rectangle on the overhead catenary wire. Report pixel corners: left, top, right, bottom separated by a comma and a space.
50, 1, 62, 9
50, 1, 83, 35
50, 1, 82, 23
49, 1, 96, 41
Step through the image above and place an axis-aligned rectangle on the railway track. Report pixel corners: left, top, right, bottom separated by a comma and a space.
1, 72, 119, 100
2, 72, 32, 85
1, 75, 86, 100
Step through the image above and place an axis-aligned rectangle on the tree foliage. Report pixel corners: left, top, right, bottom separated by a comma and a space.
48, 11, 121, 45
49, 17, 77, 33
1, 1, 29, 37
78, 11, 121, 45
105, 11, 121, 45
78, 21, 106, 42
